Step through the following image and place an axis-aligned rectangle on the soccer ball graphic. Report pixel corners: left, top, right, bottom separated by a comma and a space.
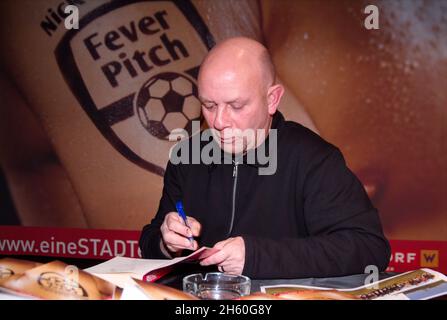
135, 72, 202, 140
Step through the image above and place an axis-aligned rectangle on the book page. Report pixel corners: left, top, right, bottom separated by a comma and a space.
84, 247, 220, 287
84, 257, 178, 277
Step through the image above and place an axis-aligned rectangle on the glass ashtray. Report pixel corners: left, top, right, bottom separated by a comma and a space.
183, 272, 251, 300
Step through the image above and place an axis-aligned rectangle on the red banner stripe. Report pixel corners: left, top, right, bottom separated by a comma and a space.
1, 226, 446, 274
0, 226, 141, 260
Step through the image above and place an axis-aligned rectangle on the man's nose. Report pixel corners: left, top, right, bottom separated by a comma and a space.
213, 105, 231, 131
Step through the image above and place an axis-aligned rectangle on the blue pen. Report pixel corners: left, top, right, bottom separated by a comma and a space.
175, 201, 194, 245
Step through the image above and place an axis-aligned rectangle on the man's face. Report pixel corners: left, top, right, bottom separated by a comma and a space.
198, 67, 271, 154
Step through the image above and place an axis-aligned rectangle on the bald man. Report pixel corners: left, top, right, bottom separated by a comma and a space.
139, 37, 390, 279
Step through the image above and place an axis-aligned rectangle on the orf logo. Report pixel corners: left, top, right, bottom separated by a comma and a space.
55, 0, 214, 176
420, 250, 439, 268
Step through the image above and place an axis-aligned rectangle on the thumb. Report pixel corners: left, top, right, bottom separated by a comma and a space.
187, 217, 202, 237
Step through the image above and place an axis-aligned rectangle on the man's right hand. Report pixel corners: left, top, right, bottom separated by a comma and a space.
160, 212, 201, 255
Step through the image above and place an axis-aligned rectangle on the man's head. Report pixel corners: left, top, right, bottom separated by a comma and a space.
198, 37, 284, 154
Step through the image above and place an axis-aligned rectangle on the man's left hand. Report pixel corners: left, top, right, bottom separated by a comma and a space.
199, 236, 245, 275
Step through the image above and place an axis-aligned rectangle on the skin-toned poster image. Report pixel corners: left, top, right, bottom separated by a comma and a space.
0, 0, 315, 230
0, 0, 445, 266
261, 1, 447, 242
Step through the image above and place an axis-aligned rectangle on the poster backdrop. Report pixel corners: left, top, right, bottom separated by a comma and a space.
0, 0, 446, 274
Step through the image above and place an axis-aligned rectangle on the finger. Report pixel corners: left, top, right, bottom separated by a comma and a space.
220, 262, 242, 275
186, 217, 202, 237
219, 265, 235, 274
168, 243, 194, 252
199, 239, 232, 265
213, 239, 231, 250
162, 213, 181, 233
225, 268, 241, 275
162, 212, 184, 232
200, 249, 229, 266
163, 231, 195, 250
169, 239, 197, 252
166, 216, 193, 238
213, 238, 235, 250
182, 239, 199, 251
166, 211, 183, 223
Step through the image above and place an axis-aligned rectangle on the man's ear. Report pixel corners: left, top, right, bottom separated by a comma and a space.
267, 84, 285, 115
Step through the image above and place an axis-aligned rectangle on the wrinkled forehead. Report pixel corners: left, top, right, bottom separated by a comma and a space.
198, 61, 264, 96
198, 73, 248, 102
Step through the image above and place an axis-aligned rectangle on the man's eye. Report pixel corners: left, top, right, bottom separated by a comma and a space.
202, 104, 215, 110
231, 104, 243, 110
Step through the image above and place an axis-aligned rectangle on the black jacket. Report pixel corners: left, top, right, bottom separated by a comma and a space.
139, 112, 390, 279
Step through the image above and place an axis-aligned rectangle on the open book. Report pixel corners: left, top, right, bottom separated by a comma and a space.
84, 247, 219, 288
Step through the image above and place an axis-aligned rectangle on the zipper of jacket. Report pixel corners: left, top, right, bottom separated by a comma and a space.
227, 160, 239, 237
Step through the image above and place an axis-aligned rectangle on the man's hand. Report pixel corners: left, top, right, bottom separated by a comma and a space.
160, 212, 201, 255
199, 237, 245, 275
